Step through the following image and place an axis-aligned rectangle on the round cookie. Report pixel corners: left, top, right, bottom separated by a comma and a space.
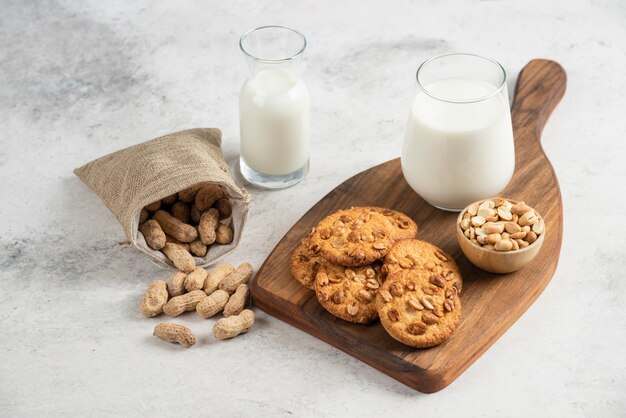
375, 267, 462, 348
314, 262, 384, 324
383, 239, 462, 292
308, 207, 396, 267
290, 238, 325, 290
368, 207, 418, 240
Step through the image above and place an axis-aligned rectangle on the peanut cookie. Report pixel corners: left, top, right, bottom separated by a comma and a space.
376, 267, 462, 348
314, 262, 383, 324
290, 238, 325, 290
383, 239, 462, 293
308, 208, 396, 267
368, 207, 418, 240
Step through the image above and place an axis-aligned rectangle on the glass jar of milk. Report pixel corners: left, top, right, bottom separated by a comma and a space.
238, 26, 310, 189
401, 53, 515, 211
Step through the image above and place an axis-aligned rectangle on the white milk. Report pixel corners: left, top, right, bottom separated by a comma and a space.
401, 78, 515, 210
239, 67, 310, 176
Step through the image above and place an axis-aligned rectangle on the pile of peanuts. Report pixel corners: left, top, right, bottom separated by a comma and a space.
139, 183, 234, 271
460, 198, 545, 252
141, 263, 255, 347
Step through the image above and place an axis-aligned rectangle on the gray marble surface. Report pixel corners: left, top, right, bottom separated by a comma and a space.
1, 0, 625, 416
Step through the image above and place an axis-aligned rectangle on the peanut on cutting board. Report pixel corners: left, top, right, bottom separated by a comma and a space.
139, 262, 256, 346
460, 198, 545, 252
137, 184, 236, 266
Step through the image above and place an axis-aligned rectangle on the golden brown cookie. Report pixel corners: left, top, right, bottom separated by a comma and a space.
376, 267, 462, 348
314, 262, 383, 324
368, 207, 418, 240
290, 238, 325, 290
308, 208, 396, 267
383, 239, 462, 292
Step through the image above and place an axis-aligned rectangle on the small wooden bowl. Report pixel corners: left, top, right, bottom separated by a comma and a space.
456, 197, 545, 274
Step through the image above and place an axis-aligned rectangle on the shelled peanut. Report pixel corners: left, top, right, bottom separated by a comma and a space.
460, 198, 545, 252
139, 262, 256, 345
137, 183, 236, 267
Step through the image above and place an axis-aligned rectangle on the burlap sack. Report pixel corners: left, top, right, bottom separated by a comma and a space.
74, 128, 249, 270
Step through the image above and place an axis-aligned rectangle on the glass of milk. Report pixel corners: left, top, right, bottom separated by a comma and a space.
238, 26, 310, 189
401, 53, 515, 211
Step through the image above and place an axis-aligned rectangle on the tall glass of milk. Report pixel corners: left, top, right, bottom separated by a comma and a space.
402, 54, 515, 211
238, 26, 310, 189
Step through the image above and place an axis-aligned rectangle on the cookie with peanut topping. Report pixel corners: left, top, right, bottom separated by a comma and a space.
290, 238, 325, 290
375, 266, 462, 348
383, 239, 462, 293
367, 207, 418, 240
307, 207, 396, 267
314, 262, 384, 324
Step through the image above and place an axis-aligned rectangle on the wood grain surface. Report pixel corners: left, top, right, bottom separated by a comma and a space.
250, 59, 566, 393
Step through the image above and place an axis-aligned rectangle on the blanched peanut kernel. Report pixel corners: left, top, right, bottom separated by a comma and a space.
462, 198, 544, 253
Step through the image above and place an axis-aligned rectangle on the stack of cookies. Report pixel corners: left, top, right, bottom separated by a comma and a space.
290, 206, 463, 348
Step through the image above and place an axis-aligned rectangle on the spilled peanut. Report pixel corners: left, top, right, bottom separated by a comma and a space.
153, 323, 196, 347
140, 280, 168, 318
143, 261, 256, 345
213, 309, 255, 340
223, 284, 250, 317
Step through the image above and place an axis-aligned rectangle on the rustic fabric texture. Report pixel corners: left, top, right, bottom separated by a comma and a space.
74, 128, 249, 270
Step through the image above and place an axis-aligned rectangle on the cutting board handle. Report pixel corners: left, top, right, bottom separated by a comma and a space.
511, 59, 567, 138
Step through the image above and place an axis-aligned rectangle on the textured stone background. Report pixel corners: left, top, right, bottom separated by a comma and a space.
1, 0, 624, 416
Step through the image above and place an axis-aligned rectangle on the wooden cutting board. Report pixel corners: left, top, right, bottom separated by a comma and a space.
250, 59, 566, 393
